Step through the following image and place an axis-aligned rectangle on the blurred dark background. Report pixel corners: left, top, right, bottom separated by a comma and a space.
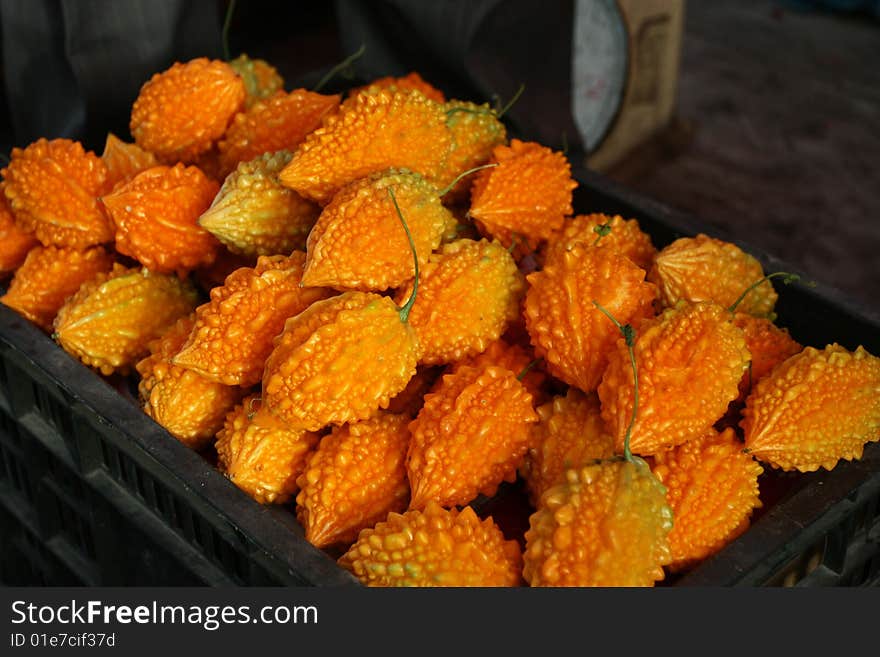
0, 0, 877, 313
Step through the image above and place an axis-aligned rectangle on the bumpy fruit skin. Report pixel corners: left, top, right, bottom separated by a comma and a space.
100, 133, 158, 190
102, 164, 221, 275
296, 412, 411, 548
437, 100, 507, 204
451, 338, 549, 406
733, 313, 802, 402
394, 239, 525, 365
130, 58, 246, 163
648, 234, 778, 317
543, 213, 657, 272
198, 151, 320, 258
53, 264, 199, 376
0, 246, 114, 331
262, 292, 419, 431
523, 456, 673, 587
1, 138, 112, 248
348, 72, 446, 105
652, 427, 763, 571
525, 244, 657, 393
301, 168, 455, 291
229, 54, 285, 107
172, 252, 333, 387
216, 398, 319, 504
279, 88, 453, 205
599, 301, 750, 456
217, 89, 340, 177
386, 366, 442, 417
0, 193, 38, 275
468, 139, 576, 251
338, 501, 523, 587
740, 343, 880, 472
406, 364, 538, 510
136, 315, 245, 450
520, 389, 616, 507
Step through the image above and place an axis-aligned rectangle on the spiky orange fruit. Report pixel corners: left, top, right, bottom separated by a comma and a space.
0, 246, 114, 331
172, 252, 334, 387
451, 337, 549, 406
130, 57, 246, 163
296, 412, 411, 548
543, 213, 657, 272
348, 72, 446, 105
598, 301, 750, 456
229, 53, 285, 107
522, 456, 673, 587
301, 169, 456, 291
468, 139, 576, 252
216, 397, 320, 504
198, 151, 320, 258
1, 138, 112, 248
217, 89, 341, 177
278, 88, 453, 205
338, 501, 523, 587
0, 193, 38, 275
136, 315, 245, 450
53, 264, 199, 376
648, 234, 778, 317
386, 366, 442, 417
520, 388, 616, 507
733, 313, 802, 402
102, 163, 221, 275
651, 427, 764, 571
100, 133, 158, 190
740, 343, 880, 472
262, 291, 419, 431
436, 100, 507, 204
406, 363, 538, 510
394, 238, 525, 365
524, 244, 657, 392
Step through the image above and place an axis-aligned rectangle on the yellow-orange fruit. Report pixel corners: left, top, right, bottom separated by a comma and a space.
130, 57, 246, 163
262, 291, 419, 431
53, 264, 198, 376
520, 389, 616, 507
451, 337, 549, 407
386, 366, 442, 417
523, 456, 673, 587
651, 427, 764, 571
524, 244, 657, 393
198, 151, 320, 258
100, 133, 158, 190
217, 89, 340, 177
136, 315, 245, 450
279, 88, 452, 205
394, 238, 525, 365
338, 501, 523, 587
229, 53, 285, 108
598, 301, 750, 456
740, 343, 880, 472
102, 164, 221, 275
172, 252, 334, 387
1, 138, 112, 248
216, 398, 319, 504
733, 313, 802, 402
468, 139, 576, 252
0, 246, 114, 331
348, 72, 446, 105
0, 193, 38, 275
406, 364, 538, 510
437, 100, 507, 204
301, 168, 455, 291
543, 213, 657, 272
648, 234, 778, 318
296, 412, 411, 548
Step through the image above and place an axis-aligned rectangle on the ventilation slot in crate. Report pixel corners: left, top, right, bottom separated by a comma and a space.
0, 439, 36, 507
45, 484, 97, 563
0, 352, 9, 411
0, 406, 23, 449
32, 382, 75, 442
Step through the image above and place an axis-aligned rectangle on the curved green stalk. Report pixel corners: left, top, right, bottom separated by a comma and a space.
222, 0, 237, 61
727, 271, 802, 314
388, 187, 419, 323
313, 43, 366, 93
436, 163, 497, 197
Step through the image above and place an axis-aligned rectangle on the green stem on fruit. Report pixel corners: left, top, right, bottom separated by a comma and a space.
727, 271, 802, 314
388, 187, 419, 323
516, 358, 542, 382
313, 43, 366, 93
496, 83, 525, 118
593, 301, 638, 463
436, 163, 497, 197
593, 222, 612, 245
222, 0, 237, 61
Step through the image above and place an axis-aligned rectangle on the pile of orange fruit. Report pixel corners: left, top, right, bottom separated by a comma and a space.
1, 53, 878, 587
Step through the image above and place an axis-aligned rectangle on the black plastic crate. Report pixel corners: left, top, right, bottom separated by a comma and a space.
0, 166, 878, 587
